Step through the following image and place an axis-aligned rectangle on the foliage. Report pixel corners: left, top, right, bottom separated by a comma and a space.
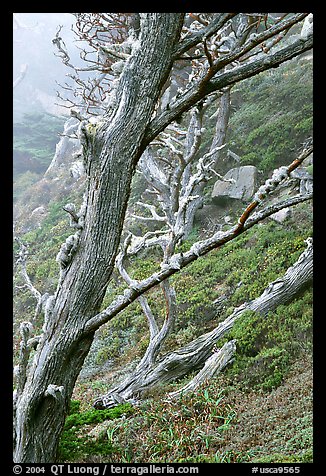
219, 287, 312, 391
100, 384, 240, 463
58, 401, 134, 462
16, 198, 72, 291
68, 350, 313, 463
171, 217, 311, 330
227, 60, 312, 173
13, 112, 66, 177
79, 206, 312, 375
13, 47, 313, 463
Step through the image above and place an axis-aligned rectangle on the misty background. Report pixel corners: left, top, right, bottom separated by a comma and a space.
13, 13, 80, 121
13, 13, 85, 180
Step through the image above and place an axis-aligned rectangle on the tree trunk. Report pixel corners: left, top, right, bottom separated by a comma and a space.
94, 238, 312, 406
13, 14, 184, 463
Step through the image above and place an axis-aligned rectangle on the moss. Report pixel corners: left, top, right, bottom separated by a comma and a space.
64, 404, 133, 430
58, 402, 134, 462
68, 399, 81, 415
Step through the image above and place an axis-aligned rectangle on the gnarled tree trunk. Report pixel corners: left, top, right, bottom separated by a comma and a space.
13, 13, 313, 462
13, 14, 184, 463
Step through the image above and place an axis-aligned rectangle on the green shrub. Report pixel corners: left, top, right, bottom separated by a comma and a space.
58, 402, 134, 462
220, 288, 312, 391
228, 60, 312, 173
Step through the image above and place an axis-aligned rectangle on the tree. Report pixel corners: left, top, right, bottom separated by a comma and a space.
13, 13, 313, 463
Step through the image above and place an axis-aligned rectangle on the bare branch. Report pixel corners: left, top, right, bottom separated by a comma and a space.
134, 202, 166, 222
144, 32, 312, 145
84, 147, 313, 334
14, 322, 35, 398
15, 237, 43, 323
173, 13, 237, 58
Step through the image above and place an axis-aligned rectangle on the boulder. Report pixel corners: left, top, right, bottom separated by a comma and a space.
29, 206, 47, 229
70, 160, 85, 180
31, 206, 46, 217
212, 165, 258, 202
271, 207, 292, 223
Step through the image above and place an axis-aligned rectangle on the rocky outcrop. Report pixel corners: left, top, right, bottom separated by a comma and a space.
290, 165, 313, 195
212, 165, 258, 202
270, 207, 292, 223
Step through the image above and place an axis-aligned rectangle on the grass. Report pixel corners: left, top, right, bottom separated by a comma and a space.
67, 353, 312, 463
13, 55, 313, 465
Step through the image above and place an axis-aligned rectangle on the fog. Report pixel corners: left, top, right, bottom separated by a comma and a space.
13, 13, 81, 121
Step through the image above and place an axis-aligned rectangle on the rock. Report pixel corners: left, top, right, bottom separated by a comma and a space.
290, 166, 312, 180
69, 160, 85, 180
212, 165, 258, 202
31, 206, 46, 217
290, 165, 313, 195
29, 206, 47, 229
271, 207, 292, 223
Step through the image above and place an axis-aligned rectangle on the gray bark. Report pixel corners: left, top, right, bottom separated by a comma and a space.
167, 340, 237, 399
13, 14, 185, 463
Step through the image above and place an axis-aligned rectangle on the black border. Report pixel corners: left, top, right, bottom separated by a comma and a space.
7, 4, 322, 474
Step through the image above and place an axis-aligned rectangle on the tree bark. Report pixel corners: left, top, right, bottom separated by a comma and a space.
167, 340, 237, 399
13, 14, 184, 463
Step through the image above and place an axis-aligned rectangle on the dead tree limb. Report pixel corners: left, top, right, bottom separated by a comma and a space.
94, 236, 312, 407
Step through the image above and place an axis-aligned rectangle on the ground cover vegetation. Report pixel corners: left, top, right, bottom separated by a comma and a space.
13, 112, 66, 199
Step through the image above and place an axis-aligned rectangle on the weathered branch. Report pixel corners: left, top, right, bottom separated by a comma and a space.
84, 147, 312, 335
85, 192, 312, 336
173, 13, 237, 59
167, 340, 237, 398
143, 33, 313, 145
14, 13, 313, 462
94, 236, 312, 407
14, 238, 45, 323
